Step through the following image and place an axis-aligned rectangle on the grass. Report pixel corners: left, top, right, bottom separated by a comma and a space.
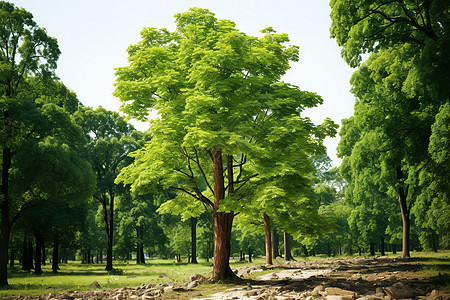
1, 251, 449, 297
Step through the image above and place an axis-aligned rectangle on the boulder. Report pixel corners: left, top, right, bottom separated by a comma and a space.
383, 282, 416, 299
189, 273, 208, 283
89, 281, 100, 288
325, 287, 357, 300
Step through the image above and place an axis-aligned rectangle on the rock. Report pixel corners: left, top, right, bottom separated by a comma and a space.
129, 295, 140, 300
326, 287, 357, 299
158, 273, 168, 278
89, 281, 100, 288
186, 280, 200, 289
312, 285, 324, 296
245, 290, 260, 296
383, 282, 416, 299
327, 296, 343, 300
189, 273, 208, 283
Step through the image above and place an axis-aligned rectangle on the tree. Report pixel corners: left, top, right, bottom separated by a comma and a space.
115, 8, 336, 280
75, 107, 140, 271
331, 0, 449, 256
0, 1, 60, 285
330, 0, 447, 67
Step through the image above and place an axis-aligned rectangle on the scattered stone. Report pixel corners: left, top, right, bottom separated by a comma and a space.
190, 273, 208, 283
383, 282, 416, 299
89, 281, 100, 287
158, 273, 168, 278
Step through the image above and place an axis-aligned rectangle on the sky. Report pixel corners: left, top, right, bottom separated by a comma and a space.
13, 0, 355, 167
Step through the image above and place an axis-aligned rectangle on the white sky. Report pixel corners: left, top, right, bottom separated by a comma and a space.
13, 0, 355, 167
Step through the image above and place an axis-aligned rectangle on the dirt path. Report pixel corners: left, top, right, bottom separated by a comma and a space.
3, 257, 449, 299
190, 257, 449, 300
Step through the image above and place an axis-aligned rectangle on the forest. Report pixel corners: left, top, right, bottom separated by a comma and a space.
0, 0, 449, 292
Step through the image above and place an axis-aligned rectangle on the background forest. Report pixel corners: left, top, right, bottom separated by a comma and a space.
0, 0, 449, 287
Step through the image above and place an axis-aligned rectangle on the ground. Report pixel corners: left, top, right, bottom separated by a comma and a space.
1, 255, 449, 299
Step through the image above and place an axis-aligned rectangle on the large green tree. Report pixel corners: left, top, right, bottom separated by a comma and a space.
0, 1, 60, 285
115, 8, 336, 280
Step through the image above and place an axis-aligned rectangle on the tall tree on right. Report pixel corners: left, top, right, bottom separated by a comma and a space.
331, 0, 449, 258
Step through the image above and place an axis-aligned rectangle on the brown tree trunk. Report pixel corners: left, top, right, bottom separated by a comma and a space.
380, 236, 385, 256
210, 150, 236, 281
190, 217, 198, 264
248, 248, 252, 263
0, 147, 12, 285
284, 232, 293, 261
397, 166, 411, 258
264, 213, 273, 265
211, 211, 235, 280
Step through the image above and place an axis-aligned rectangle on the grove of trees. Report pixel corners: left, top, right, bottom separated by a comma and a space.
0, 0, 448, 287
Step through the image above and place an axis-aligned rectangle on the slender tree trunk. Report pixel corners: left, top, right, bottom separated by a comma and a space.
190, 217, 198, 264
431, 232, 438, 252
211, 150, 236, 280
0, 147, 12, 286
42, 241, 46, 265
52, 235, 59, 274
34, 232, 42, 274
397, 166, 411, 258
380, 236, 385, 256
272, 229, 279, 259
140, 245, 145, 264
284, 232, 293, 261
392, 244, 397, 254
302, 245, 308, 257
358, 247, 361, 256
248, 248, 252, 263
22, 237, 28, 271
264, 213, 273, 265
9, 249, 14, 268
27, 240, 34, 271
101, 193, 114, 271
370, 242, 375, 256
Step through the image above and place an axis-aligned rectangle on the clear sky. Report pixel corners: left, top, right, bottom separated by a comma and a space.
13, 0, 355, 167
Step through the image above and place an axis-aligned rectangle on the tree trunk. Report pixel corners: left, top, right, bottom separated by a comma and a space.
136, 242, 141, 264
34, 232, 42, 274
264, 213, 273, 265
42, 241, 46, 265
140, 245, 145, 264
210, 150, 236, 281
9, 249, 14, 268
431, 232, 438, 252
52, 235, 59, 274
100, 249, 103, 263
272, 229, 279, 259
190, 217, 198, 264
101, 193, 114, 271
370, 242, 375, 256
211, 211, 235, 280
380, 236, 385, 256
392, 244, 397, 254
248, 248, 252, 263
27, 240, 34, 271
397, 166, 411, 258
284, 232, 293, 261
0, 147, 12, 286
358, 247, 361, 256
22, 237, 29, 271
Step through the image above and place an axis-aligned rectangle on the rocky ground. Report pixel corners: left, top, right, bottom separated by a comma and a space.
3, 257, 449, 299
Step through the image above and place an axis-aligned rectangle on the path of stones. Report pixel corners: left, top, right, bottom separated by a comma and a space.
4, 257, 449, 299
